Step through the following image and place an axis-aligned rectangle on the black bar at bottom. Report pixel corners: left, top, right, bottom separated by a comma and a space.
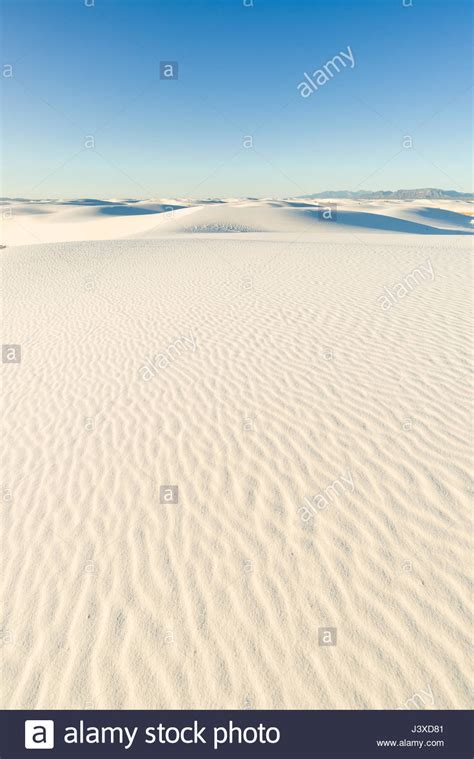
1, 709, 472, 758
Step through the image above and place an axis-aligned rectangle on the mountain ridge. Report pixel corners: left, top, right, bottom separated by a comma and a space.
300, 188, 473, 200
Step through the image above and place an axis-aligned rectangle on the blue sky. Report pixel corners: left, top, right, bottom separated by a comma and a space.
2, 0, 472, 198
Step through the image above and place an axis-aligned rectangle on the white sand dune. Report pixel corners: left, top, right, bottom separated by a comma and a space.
1, 199, 472, 709
138, 200, 472, 236
1, 197, 472, 247
0, 200, 199, 247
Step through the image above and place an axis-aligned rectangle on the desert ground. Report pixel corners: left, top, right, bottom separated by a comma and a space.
1, 198, 472, 709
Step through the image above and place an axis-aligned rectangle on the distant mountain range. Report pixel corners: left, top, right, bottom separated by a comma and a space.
301, 189, 473, 200
1, 189, 472, 204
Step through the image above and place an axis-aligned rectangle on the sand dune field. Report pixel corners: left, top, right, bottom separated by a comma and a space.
2, 197, 473, 246
1, 199, 472, 709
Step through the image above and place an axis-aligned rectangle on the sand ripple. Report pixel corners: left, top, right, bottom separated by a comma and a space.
1, 234, 471, 708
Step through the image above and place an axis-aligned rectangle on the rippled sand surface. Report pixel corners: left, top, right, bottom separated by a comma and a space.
1, 228, 472, 709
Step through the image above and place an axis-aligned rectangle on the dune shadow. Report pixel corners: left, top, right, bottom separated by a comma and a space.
284, 200, 318, 209
97, 205, 159, 216
412, 207, 473, 228
61, 198, 119, 206
10, 206, 54, 215
300, 209, 473, 235
194, 199, 226, 204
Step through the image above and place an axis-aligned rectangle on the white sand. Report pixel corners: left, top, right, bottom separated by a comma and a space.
1, 200, 472, 709
1, 197, 472, 246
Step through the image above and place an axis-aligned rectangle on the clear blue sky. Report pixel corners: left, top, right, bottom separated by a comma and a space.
2, 0, 472, 198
